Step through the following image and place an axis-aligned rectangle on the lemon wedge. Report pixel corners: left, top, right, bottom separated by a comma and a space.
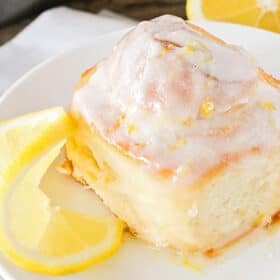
0, 107, 73, 189
0, 109, 123, 275
187, 0, 280, 33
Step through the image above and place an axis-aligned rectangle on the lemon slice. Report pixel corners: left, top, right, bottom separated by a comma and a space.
0, 107, 73, 190
187, 0, 280, 33
0, 142, 123, 275
0, 109, 123, 275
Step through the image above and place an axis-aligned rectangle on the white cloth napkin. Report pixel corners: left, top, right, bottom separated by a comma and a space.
0, 6, 136, 96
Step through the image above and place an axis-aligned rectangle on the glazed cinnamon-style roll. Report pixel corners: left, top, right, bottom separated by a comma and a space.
66, 15, 280, 253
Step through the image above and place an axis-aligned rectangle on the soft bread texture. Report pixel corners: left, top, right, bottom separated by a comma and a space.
66, 16, 280, 253
66, 117, 280, 252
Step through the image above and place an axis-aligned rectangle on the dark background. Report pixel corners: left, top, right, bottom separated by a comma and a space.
0, 0, 185, 44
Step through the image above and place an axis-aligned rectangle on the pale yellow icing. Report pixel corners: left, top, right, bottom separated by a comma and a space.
73, 15, 280, 185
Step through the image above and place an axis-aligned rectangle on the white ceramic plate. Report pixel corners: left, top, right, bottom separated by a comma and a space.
1, 21, 280, 280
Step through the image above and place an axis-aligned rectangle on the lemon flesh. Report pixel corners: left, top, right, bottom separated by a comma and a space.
0, 109, 123, 275
0, 107, 73, 189
187, 0, 280, 33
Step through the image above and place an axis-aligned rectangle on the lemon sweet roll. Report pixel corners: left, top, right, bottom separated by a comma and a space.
66, 15, 280, 253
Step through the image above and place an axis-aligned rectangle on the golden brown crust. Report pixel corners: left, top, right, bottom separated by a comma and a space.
259, 68, 280, 88
190, 147, 261, 190
204, 226, 255, 258
75, 65, 97, 91
205, 211, 280, 258
186, 21, 226, 45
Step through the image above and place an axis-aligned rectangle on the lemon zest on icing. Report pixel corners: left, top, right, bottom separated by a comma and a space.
200, 97, 214, 118
260, 101, 276, 111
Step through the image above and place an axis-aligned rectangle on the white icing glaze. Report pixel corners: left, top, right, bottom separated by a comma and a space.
72, 15, 280, 186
